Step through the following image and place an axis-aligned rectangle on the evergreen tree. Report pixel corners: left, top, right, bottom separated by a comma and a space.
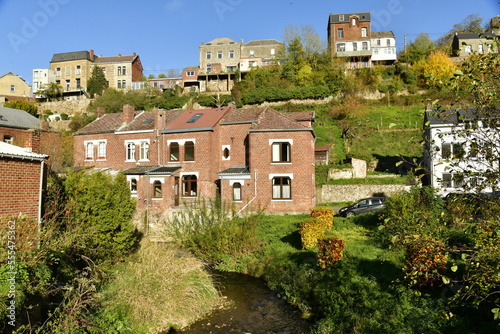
87, 66, 108, 98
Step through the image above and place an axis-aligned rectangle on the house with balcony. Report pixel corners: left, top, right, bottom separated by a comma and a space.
94, 53, 144, 90
423, 108, 500, 196
73, 104, 316, 216
327, 12, 397, 68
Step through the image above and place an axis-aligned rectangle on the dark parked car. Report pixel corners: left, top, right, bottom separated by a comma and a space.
337, 197, 386, 217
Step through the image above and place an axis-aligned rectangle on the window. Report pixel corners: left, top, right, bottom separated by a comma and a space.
336, 43, 345, 52
130, 179, 137, 193
184, 141, 195, 161
465, 44, 472, 53
386, 39, 391, 46
339, 14, 344, 21
206, 51, 211, 59
272, 177, 291, 199
4, 135, 13, 144
479, 44, 484, 53
217, 50, 223, 59
271, 48, 275, 55
118, 66, 122, 76
441, 143, 451, 159
452, 143, 465, 159
272, 142, 291, 163
186, 70, 195, 76
377, 39, 381, 46
187, 113, 203, 123
66, 80, 70, 90
223, 147, 230, 159
441, 173, 452, 188
10, 85, 15, 92
122, 80, 126, 89
169, 142, 179, 161
126, 142, 135, 161
117, 80, 121, 89
250, 50, 255, 57
361, 27, 367, 37
98, 141, 106, 159
76, 65, 81, 75
373, 48, 379, 54
76, 78, 81, 89
207, 64, 212, 73
140, 141, 149, 161
122, 66, 126, 75
86, 142, 94, 159
56, 67, 61, 77
233, 182, 242, 201
153, 181, 162, 198
182, 175, 197, 197
229, 50, 234, 58
34, 71, 39, 78
65, 67, 70, 76
353, 43, 358, 51
351, 18, 357, 26
337, 28, 344, 39
362, 42, 368, 50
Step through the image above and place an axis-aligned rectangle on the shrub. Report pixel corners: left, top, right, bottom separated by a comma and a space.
317, 237, 346, 269
404, 237, 447, 288
299, 217, 331, 250
310, 207, 334, 230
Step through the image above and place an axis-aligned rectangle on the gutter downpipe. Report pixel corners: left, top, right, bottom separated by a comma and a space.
37, 160, 45, 248
237, 169, 257, 215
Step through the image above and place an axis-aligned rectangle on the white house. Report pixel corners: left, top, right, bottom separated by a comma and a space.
423, 109, 500, 196
32, 69, 55, 97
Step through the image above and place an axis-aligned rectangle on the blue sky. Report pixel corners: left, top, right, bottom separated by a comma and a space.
0, 0, 498, 85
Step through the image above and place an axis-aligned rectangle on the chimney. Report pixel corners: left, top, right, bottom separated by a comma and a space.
122, 104, 135, 123
133, 52, 137, 56
24, 129, 41, 154
96, 107, 105, 118
118, 54, 121, 57
90, 49, 95, 61
155, 109, 166, 130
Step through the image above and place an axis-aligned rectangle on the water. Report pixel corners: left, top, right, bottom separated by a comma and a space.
177, 271, 311, 334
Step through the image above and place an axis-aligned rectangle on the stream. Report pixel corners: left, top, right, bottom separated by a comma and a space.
177, 271, 311, 334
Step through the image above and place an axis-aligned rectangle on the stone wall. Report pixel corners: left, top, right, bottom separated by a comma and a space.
37, 99, 92, 115
317, 184, 411, 203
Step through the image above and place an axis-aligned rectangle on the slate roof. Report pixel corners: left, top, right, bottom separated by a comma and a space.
0, 141, 48, 161
329, 12, 371, 24
425, 108, 487, 126
74, 113, 123, 135
51, 50, 93, 63
123, 165, 181, 175
245, 39, 283, 46
371, 31, 395, 38
454, 32, 498, 40
205, 37, 239, 45
218, 166, 250, 176
0, 106, 40, 130
163, 107, 231, 134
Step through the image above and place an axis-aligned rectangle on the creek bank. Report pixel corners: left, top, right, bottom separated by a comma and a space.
176, 271, 311, 334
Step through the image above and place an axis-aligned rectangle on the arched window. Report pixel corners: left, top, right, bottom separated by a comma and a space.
170, 142, 179, 161
140, 141, 149, 160
233, 182, 242, 201
182, 175, 197, 197
184, 141, 195, 161
153, 181, 162, 198
130, 179, 137, 193
272, 177, 291, 199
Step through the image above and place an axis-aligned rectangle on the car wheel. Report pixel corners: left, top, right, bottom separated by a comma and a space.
345, 211, 355, 217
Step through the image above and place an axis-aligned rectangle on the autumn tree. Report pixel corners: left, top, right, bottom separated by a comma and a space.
3, 99, 38, 117
413, 50, 457, 88
87, 66, 108, 98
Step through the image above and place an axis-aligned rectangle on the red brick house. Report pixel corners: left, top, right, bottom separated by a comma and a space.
0, 141, 48, 220
74, 104, 315, 214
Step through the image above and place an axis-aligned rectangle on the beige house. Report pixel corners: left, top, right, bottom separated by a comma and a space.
94, 53, 143, 90
50, 50, 95, 95
452, 32, 498, 57
0, 72, 31, 98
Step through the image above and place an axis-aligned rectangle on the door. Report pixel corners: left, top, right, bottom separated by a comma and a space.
174, 176, 179, 206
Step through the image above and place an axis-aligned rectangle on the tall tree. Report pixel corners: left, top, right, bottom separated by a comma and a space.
87, 66, 108, 98
399, 33, 436, 64
282, 24, 325, 56
436, 14, 485, 54
38, 82, 63, 101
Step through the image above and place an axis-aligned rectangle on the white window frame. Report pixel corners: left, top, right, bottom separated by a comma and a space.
270, 139, 293, 164
125, 141, 136, 161
139, 141, 150, 161
97, 140, 107, 159
85, 142, 94, 160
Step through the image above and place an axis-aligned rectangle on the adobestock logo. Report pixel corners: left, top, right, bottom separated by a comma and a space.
213, 0, 243, 21
8, 0, 71, 53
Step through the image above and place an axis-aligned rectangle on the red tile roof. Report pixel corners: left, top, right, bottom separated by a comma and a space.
163, 107, 231, 133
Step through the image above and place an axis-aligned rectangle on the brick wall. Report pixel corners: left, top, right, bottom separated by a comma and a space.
0, 158, 44, 220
